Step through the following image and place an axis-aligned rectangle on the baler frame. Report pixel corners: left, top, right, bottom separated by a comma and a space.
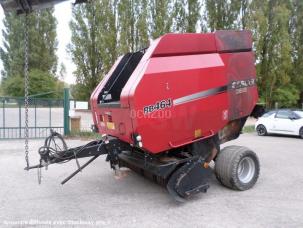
26, 111, 260, 202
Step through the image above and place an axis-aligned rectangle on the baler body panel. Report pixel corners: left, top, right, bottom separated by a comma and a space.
131, 54, 228, 152
91, 31, 258, 154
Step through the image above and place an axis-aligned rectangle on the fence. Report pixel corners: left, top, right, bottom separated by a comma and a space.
0, 97, 64, 139
0, 87, 98, 139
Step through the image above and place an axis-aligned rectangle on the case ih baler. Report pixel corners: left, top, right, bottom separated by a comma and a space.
29, 30, 261, 202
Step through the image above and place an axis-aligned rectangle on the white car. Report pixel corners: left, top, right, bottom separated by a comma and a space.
255, 109, 303, 138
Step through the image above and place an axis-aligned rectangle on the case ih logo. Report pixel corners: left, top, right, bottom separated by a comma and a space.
230, 78, 256, 90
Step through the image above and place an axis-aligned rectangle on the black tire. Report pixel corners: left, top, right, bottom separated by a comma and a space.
300, 127, 303, 139
215, 146, 260, 191
256, 124, 267, 136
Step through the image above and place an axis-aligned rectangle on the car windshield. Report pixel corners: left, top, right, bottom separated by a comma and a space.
262, 111, 275, 117
294, 111, 303, 118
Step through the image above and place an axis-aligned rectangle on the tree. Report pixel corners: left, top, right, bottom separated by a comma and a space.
66, 0, 303, 107
149, 0, 174, 39
173, 0, 186, 32
118, 0, 149, 53
70, 0, 151, 100
69, 1, 118, 100
187, 0, 201, 32
1, 69, 60, 98
290, 0, 303, 103
58, 62, 66, 81
134, 0, 149, 50
0, 9, 58, 96
118, 0, 136, 53
248, 0, 298, 107
239, 0, 250, 29
98, 0, 119, 72
173, 0, 201, 32
0, 13, 24, 81
204, 0, 242, 31
0, 10, 58, 79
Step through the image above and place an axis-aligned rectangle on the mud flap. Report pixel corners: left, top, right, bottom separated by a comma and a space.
166, 159, 212, 202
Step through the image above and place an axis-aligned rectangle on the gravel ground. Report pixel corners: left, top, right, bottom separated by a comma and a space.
0, 133, 303, 228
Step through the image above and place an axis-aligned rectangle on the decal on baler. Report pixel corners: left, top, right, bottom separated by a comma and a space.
143, 99, 172, 114
173, 85, 228, 106
173, 78, 256, 106
230, 78, 256, 95
230, 78, 256, 90
142, 79, 256, 114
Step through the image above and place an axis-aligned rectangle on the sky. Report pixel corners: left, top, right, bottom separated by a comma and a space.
0, 0, 76, 84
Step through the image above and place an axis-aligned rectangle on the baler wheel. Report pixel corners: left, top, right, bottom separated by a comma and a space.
214, 146, 260, 191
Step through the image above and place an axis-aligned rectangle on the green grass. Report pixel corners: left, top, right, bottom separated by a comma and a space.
66, 130, 102, 140
242, 125, 255, 133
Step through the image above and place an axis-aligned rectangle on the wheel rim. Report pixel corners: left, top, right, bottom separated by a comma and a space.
257, 125, 265, 135
237, 157, 256, 184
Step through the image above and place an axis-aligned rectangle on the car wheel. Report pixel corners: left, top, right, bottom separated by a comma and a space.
215, 146, 260, 191
300, 127, 303, 139
256, 124, 267, 136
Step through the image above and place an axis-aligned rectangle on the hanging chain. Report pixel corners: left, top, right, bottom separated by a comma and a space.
24, 13, 30, 170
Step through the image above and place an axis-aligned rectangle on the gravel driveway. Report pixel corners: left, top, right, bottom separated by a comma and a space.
0, 133, 302, 227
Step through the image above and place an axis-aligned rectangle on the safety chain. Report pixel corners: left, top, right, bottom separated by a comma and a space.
24, 14, 30, 170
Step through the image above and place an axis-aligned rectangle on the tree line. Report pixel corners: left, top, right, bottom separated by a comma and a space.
0, 8, 65, 98
0, 0, 302, 108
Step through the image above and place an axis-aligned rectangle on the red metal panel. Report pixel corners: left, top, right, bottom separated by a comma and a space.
130, 53, 227, 152
152, 33, 217, 57
90, 31, 258, 154
220, 52, 258, 120
145, 53, 224, 74
93, 108, 134, 143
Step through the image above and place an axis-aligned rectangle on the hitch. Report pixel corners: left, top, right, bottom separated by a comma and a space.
61, 155, 100, 185
25, 130, 129, 184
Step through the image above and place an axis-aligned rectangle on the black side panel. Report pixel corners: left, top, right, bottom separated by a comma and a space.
98, 51, 144, 103
167, 159, 211, 201
250, 104, 265, 118
118, 151, 179, 180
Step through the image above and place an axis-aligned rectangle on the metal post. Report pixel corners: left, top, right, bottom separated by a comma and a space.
2, 99, 5, 138
19, 101, 22, 138
49, 100, 52, 129
63, 88, 70, 135
34, 99, 37, 138
275, 102, 278, 110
